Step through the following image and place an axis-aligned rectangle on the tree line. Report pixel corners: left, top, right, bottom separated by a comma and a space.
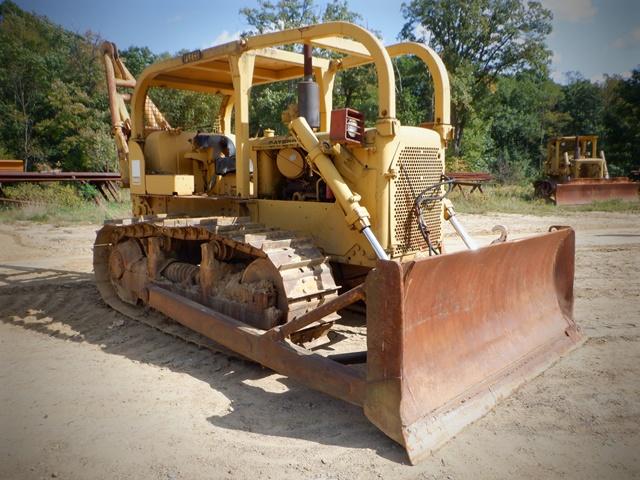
0, 0, 637, 181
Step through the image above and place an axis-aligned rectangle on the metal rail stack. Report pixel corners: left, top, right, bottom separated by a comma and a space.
0, 171, 122, 203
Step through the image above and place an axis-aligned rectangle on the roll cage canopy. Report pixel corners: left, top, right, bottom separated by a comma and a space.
130, 21, 452, 142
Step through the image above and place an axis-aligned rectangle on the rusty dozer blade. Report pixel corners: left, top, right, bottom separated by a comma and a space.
363, 227, 582, 464
555, 178, 638, 205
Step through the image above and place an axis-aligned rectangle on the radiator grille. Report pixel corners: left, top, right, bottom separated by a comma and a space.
393, 146, 443, 256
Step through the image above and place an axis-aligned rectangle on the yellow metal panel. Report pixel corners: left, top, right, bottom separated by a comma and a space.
150, 75, 234, 94
315, 66, 335, 132
129, 141, 146, 194
146, 175, 194, 196
255, 199, 375, 266
311, 36, 370, 57
252, 48, 331, 69
276, 148, 305, 179
144, 130, 195, 175
388, 129, 444, 256
229, 53, 256, 198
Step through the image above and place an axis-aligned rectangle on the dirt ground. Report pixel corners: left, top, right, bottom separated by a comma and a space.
1, 211, 639, 480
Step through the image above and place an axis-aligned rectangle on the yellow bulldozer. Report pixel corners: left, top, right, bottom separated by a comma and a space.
535, 135, 638, 205
96, 22, 581, 464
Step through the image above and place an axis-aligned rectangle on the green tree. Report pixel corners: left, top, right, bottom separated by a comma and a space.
241, 0, 318, 35
483, 72, 562, 180
119, 47, 222, 132
35, 80, 114, 171
557, 72, 604, 136
601, 68, 640, 174
393, 55, 434, 127
0, 0, 51, 166
240, 0, 376, 133
452, 114, 494, 172
400, 0, 553, 155
148, 87, 222, 132
240, 0, 318, 134
0, 1, 114, 171
119, 46, 159, 78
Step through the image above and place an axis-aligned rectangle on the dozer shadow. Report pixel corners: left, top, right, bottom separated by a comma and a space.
0, 263, 92, 287
0, 265, 408, 464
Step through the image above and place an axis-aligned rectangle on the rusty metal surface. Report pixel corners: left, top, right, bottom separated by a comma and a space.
445, 172, 493, 182
99, 218, 340, 325
0, 171, 121, 182
147, 284, 366, 406
270, 284, 365, 340
94, 225, 246, 359
97, 219, 367, 404
0, 160, 24, 172
96, 218, 582, 464
364, 228, 582, 464
555, 178, 638, 205
162, 261, 200, 284
330, 108, 365, 145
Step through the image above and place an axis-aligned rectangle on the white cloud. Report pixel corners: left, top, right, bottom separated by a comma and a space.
166, 15, 183, 24
542, 0, 597, 23
612, 37, 627, 49
611, 26, 640, 49
550, 51, 563, 82
205, 30, 242, 48
551, 69, 564, 83
590, 71, 632, 83
413, 24, 430, 42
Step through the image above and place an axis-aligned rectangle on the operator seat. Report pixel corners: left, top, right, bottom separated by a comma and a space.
192, 133, 237, 175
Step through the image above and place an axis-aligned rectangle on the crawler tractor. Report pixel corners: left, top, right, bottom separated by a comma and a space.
535, 135, 638, 205
97, 23, 581, 463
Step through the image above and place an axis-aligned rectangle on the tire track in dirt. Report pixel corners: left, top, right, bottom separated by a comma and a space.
0, 281, 227, 368
0, 230, 31, 249
0, 278, 395, 479
0, 276, 279, 420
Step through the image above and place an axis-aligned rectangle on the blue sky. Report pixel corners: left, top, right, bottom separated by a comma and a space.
12, 0, 640, 83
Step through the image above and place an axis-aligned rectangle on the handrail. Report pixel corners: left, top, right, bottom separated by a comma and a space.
338, 41, 452, 142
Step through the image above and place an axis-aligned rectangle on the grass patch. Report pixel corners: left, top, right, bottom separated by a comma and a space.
0, 201, 132, 224
2, 182, 86, 207
0, 183, 131, 224
451, 183, 640, 215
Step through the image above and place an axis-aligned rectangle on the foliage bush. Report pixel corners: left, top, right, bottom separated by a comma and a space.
2, 183, 85, 207
0, 184, 131, 223
0, 1, 116, 172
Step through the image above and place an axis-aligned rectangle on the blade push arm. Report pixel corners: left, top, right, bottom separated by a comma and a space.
289, 117, 388, 260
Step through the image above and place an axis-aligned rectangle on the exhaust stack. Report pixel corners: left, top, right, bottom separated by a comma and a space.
297, 44, 320, 129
